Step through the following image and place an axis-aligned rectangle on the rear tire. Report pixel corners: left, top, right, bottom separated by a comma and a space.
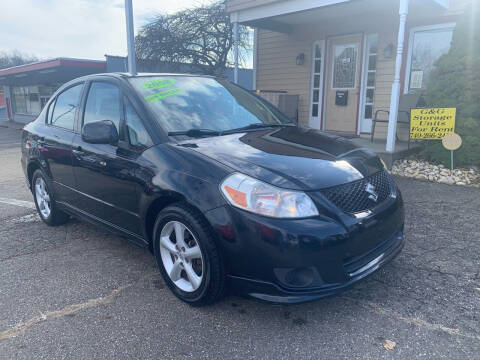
153, 203, 225, 306
32, 169, 70, 226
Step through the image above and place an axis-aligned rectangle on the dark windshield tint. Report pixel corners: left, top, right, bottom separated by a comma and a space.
128, 76, 291, 132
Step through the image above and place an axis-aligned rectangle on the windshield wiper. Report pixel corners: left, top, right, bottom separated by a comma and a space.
168, 123, 296, 138
222, 122, 296, 135
168, 129, 221, 138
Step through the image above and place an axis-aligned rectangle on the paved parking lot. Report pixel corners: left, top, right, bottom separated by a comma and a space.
0, 124, 479, 359
0, 122, 23, 149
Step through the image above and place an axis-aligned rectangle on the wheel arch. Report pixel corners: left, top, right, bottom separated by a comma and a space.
26, 160, 42, 189
144, 193, 186, 252
143, 192, 221, 253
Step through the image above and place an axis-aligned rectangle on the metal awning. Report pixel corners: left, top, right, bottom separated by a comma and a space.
0, 58, 106, 86
230, 0, 449, 33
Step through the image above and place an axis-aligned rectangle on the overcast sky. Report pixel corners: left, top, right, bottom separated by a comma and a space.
0, 0, 214, 61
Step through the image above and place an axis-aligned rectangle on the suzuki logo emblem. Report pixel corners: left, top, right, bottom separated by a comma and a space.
365, 183, 378, 202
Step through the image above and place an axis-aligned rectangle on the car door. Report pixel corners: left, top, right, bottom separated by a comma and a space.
71, 79, 144, 236
42, 83, 83, 202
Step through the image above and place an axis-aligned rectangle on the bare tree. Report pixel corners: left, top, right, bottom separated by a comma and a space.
135, 1, 250, 75
0, 50, 38, 70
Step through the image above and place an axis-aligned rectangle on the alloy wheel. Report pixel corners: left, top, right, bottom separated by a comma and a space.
159, 221, 204, 292
35, 177, 51, 219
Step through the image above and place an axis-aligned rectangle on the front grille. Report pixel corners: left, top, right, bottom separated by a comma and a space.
343, 231, 403, 277
320, 170, 392, 214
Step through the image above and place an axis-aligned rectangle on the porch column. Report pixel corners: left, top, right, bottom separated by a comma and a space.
386, 0, 409, 153
232, 12, 239, 84
252, 28, 258, 90
3, 85, 13, 122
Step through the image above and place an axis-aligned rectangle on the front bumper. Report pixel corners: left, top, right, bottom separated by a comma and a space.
204, 191, 404, 304
228, 230, 403, 304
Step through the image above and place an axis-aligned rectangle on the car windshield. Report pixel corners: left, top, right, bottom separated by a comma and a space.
128, 76, 293, 134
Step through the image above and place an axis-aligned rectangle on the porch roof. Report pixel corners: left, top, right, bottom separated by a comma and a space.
228, 0, 450, 33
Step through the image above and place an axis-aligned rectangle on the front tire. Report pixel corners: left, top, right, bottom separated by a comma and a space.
153, 203, 225, 306
32, 169, 70, 226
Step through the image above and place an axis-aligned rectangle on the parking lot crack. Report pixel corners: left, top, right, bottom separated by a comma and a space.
344, 297, 480, 342
0, 283, 133, 341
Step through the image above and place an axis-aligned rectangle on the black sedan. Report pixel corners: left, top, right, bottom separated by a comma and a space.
21, 73, 404, 305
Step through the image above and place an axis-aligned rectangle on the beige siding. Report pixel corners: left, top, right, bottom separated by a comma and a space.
256, 29, 312, 125
370, 31, 396, 139
227, 0, 284, 12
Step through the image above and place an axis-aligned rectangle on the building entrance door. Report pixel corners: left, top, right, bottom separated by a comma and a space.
324, 34, 363, 134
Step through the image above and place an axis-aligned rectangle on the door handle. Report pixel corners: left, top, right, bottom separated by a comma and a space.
72, 146, 84, 156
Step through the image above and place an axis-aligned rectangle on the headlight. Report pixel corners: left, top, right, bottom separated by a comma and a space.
220, 173, 319, 218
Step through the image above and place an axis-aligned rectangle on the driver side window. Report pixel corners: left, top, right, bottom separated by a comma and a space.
125, 99, 153, 149
83, 82, 121, 133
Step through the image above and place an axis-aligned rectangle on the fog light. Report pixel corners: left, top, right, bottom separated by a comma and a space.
285, 268, 314, 287
274, 267, 322, 288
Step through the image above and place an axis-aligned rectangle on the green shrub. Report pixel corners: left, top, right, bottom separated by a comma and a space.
421, 3, 480, 168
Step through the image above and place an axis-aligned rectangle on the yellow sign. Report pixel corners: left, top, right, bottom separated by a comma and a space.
410, 108, 456, 139
442, 133, 462, 151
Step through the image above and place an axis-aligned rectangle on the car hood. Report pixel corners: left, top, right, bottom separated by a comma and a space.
178, 127, 384, 190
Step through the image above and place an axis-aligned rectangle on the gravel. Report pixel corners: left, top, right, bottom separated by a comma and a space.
391, 158, 480, 187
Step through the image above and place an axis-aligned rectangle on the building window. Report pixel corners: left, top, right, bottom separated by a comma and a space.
309, 41, 325, 128
12, 85, 58, 115
332, 44, 358, 89
405, 24, 455, 93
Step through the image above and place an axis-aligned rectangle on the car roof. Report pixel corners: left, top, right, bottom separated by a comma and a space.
55, 72, 220, 96
72, 72, 218, 82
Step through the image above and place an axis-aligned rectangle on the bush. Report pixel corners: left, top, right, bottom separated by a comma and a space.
421, 3, 480, 168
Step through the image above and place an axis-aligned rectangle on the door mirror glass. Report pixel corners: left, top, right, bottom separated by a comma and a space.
82, 120, 119, 145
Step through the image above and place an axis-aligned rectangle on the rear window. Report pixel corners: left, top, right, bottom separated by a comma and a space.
128, 76, 291, 133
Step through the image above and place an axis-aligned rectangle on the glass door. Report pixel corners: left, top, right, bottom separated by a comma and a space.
359, 34, 378, 134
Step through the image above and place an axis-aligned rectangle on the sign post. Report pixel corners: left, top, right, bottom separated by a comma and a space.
442, 133, 462, 170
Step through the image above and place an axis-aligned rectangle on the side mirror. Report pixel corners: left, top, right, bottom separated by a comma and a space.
82, 120, 119, 145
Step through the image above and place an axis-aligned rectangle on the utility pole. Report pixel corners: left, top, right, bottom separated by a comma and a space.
125, 0, 137, 75
231, 12, 239, 84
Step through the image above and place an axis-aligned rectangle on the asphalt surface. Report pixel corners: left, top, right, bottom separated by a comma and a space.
0, 123, 479, 359
0, 122, 23, 149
